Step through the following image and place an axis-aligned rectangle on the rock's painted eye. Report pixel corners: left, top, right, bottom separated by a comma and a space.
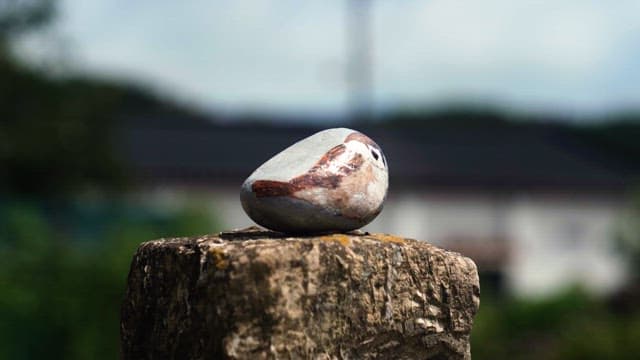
371, 149, 379, 161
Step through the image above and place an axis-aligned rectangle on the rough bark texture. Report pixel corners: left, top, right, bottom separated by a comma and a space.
121, 227, 480, 359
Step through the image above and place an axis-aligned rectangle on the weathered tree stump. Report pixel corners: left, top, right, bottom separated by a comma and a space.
120, 227, 480, 359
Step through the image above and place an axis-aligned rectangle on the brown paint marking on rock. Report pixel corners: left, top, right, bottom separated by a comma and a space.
251, 180, 296, 198
251, 145, 366, 199
290, 173, 342, 190
345, 131, 379, 149
341, 152, 365, 173
308, 143, 347, 172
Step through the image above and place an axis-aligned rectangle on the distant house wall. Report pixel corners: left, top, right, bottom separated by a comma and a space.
365, 192, 507, 244
505, 195, 628, 297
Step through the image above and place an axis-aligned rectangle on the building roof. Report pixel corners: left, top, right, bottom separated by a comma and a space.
117, 116, 637, 192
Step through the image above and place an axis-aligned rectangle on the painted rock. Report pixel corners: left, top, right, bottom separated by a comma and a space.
240, 128, 388, 233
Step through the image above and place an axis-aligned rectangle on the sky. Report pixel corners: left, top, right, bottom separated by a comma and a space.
15, 0, 640, 119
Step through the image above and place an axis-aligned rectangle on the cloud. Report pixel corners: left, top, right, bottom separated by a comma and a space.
374, 0, 640, 113
16, 0, 640, 116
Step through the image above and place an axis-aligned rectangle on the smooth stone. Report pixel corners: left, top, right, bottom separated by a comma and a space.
240, 128, 389, 234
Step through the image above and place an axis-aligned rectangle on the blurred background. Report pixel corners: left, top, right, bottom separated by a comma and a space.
2, 0, 640, 358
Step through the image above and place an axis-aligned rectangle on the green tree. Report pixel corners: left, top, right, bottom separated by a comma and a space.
0, 0, 55, 44
616, 189, 640, 278
0, 200, 219, 359
0, 0, 129, 195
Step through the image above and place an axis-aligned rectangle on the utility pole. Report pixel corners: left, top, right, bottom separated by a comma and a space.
346, 0, 373, 123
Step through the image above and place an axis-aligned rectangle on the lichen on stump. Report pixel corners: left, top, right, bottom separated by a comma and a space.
120, 227, 480, 359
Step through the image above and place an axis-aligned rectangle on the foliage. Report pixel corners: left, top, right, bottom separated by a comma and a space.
0, 0, 55, 41
0, 199, 220, 360
382, 103, 518, 128
0, 0, 126, 195
0, 66, 128, 194
611, 187, 640, 288
472, 288, 640, 360
575, 121, 640, 175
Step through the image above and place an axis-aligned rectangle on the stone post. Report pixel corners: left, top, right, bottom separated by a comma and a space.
121, 227, 480, 359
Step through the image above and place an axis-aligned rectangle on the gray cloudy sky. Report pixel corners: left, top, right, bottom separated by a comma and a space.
18, 0, 640, 117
